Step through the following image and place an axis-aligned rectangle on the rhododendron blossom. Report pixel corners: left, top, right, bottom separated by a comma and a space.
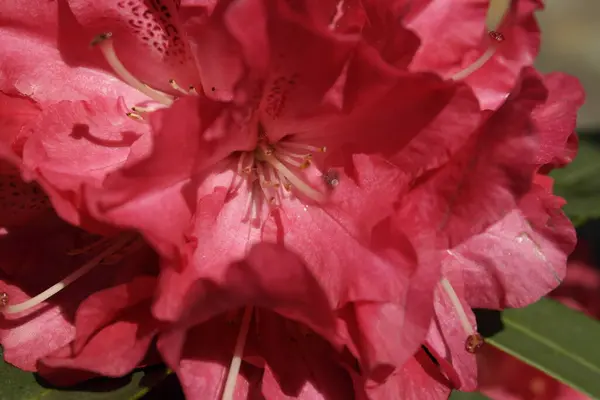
0, 0, 585, 399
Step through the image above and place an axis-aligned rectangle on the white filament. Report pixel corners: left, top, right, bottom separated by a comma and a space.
451, 47, 497, 81
169, 79, 190, 95
264, 154, 325, 202
94, 34, 173, 105
440, 277, 474, 335
2, 236, 132, 314
221, 306, 253, 400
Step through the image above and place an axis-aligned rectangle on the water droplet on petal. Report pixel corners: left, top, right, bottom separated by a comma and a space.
488, 30, 505, 42
465, 332, 485, 353
323, 169, 340, 188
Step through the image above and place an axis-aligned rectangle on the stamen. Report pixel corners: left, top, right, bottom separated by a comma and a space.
189, 86, 199, 95
278, 142, 326, 153
439, 277, 485, 353
465, 332, 485, 354
91, 33, 173, 106
1, 236, 132, 315
126, 112, 145, 121
451, 31, 505, 81
221, 306, 253, 400
131, 105, 162, 113
264, 154, 325, 202
276, 153, 306, 168
169, 79, 190, 95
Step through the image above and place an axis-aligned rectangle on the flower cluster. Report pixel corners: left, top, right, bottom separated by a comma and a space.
0, 0, 584, 399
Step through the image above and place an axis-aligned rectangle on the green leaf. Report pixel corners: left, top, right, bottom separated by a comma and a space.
487, 297, 600, 398
449, 390, 490, 399
0, 349, 169, 400
551, 136, 600, 225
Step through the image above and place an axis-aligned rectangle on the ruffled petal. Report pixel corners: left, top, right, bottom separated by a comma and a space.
533, 73, 585, 169
396, 68, 545, 249
38, 276, 158, 386
21, 97, 150, 226
453, 176, 575, 309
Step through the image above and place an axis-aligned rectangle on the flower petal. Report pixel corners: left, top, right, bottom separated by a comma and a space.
67, 0, 201, 94
533, 73, 585, 169
462, 0, 543, 109
0, 1, 143, 104
157, 316, 255, 400
396, 68, 545, 249
38, 276, 158, 386
452, 177, 575, 309
22, 97, 150, 226
361, 349, 452, 400
405, 0, 490, 74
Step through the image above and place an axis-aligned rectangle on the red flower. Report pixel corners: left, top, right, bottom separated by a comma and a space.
0, 0, 584, 398
76, 0, 494, 393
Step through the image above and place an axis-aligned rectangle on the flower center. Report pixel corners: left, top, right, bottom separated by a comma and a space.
0, 233, 142, 315
230, 132, 332, 223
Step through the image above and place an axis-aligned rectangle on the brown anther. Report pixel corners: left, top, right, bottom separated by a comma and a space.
126, 112, 144, 121
0, 292, 8, 308
269, 197, 276, 204
90, 32, 113, 47
465, 333, 485, 353
300, 159, 311, 169
263, 146, 275, 156
169, 79, 175, 84
319, 146, 327, 152
488, 30, 505, 42
283, 183, 292, 191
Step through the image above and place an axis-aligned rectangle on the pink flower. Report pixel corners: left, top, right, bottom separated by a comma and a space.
413, 71, 584, 390
0, 1, 583, 398
477, 240, 599, 400
73, 1, 503, 394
